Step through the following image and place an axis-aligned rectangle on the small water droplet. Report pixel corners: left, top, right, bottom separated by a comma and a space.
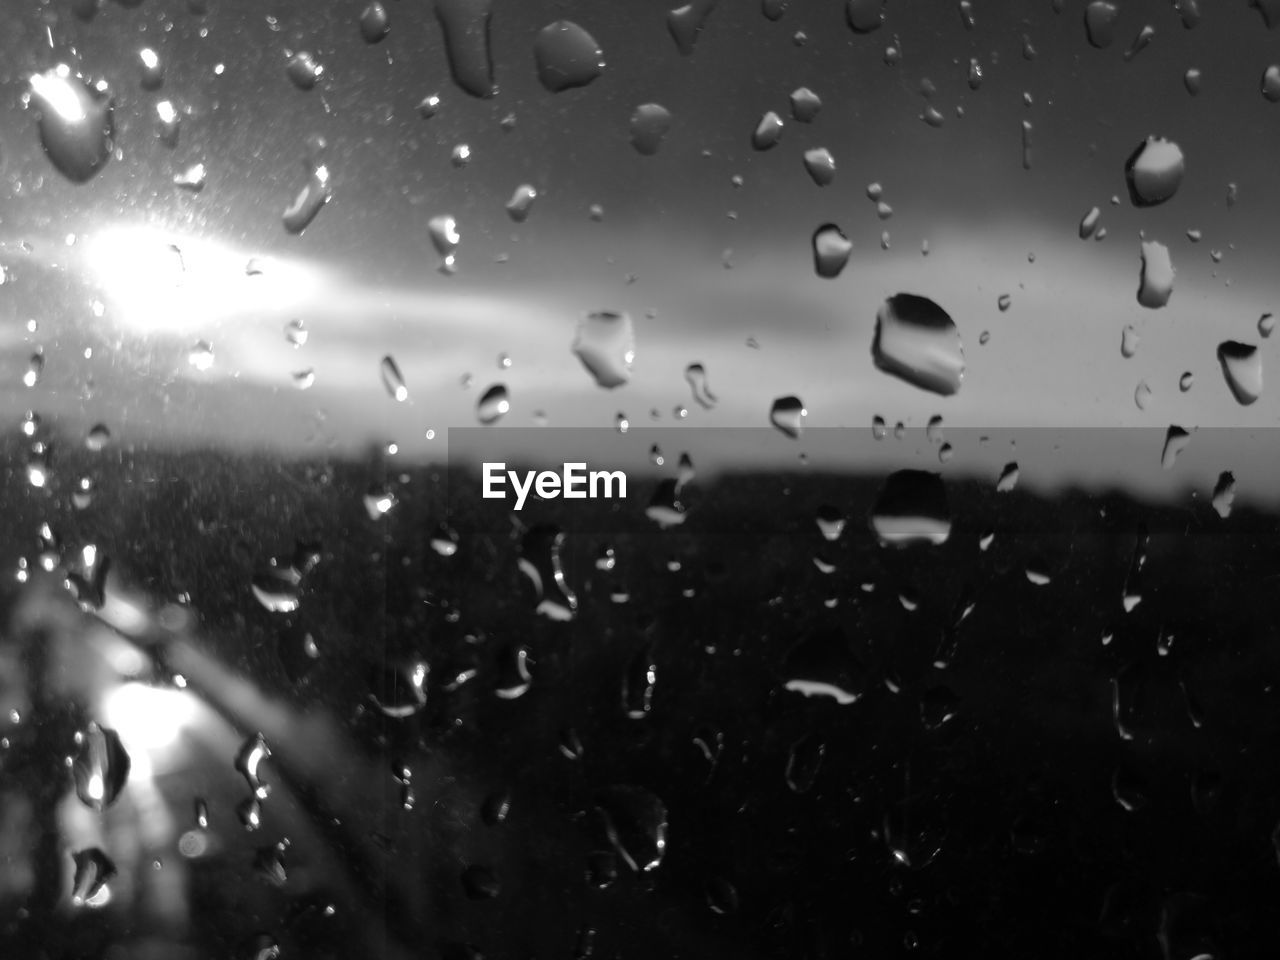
1137, 240, 1174, 308
1179, 370, 1194, 391
629, 103, 673, 155
417, 94, 441, 118
282, 141, 331, 234
372, 662, 429, 717
785, 734, 825, 793
1121, 325, 1140, 358
1134, 380, 1152, 410
667, 0, 717, 54
1080, 206, 1101, 239
996, 462, 1019, 492
1212, 471, 1236, 518
234, 733, 272, 800
477, 384, 510, 424
380, 355, 408, 402
73, 723, 131, 811
1162, 425, 1191, 470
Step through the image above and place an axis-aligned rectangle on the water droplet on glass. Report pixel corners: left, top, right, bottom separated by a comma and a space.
254, 841, 289, 887
684, 362, 717, 408
155, 99, 180, 147
519, 525, 578, 620
1263, 65, 1280, 102
645, 478, 687, 528
1125, 137, 1184, 207
360, 2, 390, 43
872, 294, 965, 395
595, 786, 668, 872
803, 147, 836, 186
418, 94, 442, 118
71, 848, 115, 906
282, 141, 331, 235
752, 111, 784, 150
668, 0, 717, 54
372, 662, 429, 717
783, 627, 865, 703
763, 0, 787, 20
1084, 1, 1119, 47
494, 644, 533, 699
785, 734, 825, 793
1121, 325, 1140, 358
1080, 206, 1101, 239
534, 21, 605, 92
572, 311, 635, 388
870, 470, 951, 545
73, 723, 131, 811
235, 733, 272, 800
286, 51, 323, 90
1162, 425, 1191, 470
996, 461, 1019, 492
846, 0, 885, 33
436, 0, 495, 98
379, 355, 408, 402
1217, 341, 1262, 405
630, 103, 673, 155
475, 384, 510, 423
922, 106, 945, 128
1122, 24, 1154, 61
28, 66, 114, 183
173, 161, 207, 192
1021, 120, 1033, 169
790, 86, 821, 122
769, 396, 806, 439
812, 223, 852, 278
237, 797, 262, 832
1137, 240, 1174, 308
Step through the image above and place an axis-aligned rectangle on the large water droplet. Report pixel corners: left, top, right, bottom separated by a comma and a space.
1217, 341, 1262, 405
534, 21, 605, 92
73, 723, 131, 811
872, 294, 965, 396
436, 0, 496, 98
477, 383, 510, 424
1137, 240, 1174, 308
286, 52, 323, 90
812, 223, 851, 278
595, 786, 668, 872
846, 0, 885, 32
790, 86, 821, 121
28, 66, 114, 183
1263, 66, 1280, 102
572, 311, 635, 388
803, 147, 836, 186
870, 470, 951, 545
1125, 138, 1184, 207
1084, 1, 1119, 47
667, 0, 717, 54
360, 2, 390, 43
71, 848, 115, 906
769, 396, 806, 438
630, 103, 673, 155
752, 111, 784, 150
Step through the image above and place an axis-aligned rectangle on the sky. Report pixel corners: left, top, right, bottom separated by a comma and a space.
3, 0, 1280, 499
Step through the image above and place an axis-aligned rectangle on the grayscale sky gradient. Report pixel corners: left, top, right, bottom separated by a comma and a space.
2, 0, 1279, 498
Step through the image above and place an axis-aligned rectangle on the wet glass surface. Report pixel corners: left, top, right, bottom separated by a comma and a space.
4, 0, 1280, 957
